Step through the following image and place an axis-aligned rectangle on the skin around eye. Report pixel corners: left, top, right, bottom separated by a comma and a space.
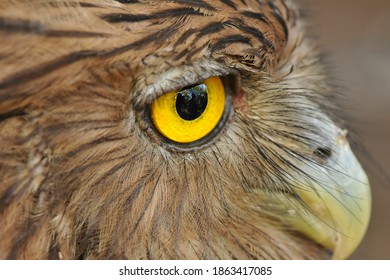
150, 76, 225, 143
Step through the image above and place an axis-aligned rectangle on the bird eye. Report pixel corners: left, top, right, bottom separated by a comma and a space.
150, 76, 226, 143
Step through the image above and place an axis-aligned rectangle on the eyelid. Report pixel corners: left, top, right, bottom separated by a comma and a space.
131, 59, 235, 108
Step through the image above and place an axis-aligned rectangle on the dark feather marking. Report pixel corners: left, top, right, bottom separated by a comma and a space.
0, 25, 179, 90
272, 11, 289, 40
114, 0, 139, 3
182, 42, 209, 61
43, 30, 110, 38
280, 0, 290, 20
174, 21, 231, 48
101, 7, 205, 23
46, 1, 101, 8
219, 0, 237, 9
75, 224, 92, 259
0, 17, 42, 33
175, 43, 196, 60
0, 50, 97, 91
0, 91, 31, 103
240, 11, 269, 24
211, 35, 252, 52
0, 108, 27, 122
0, 17, 109, 37
174, 28, 198, 46
47, 239, 60, 260
233, 20, 275, 50
198, 21, 229, 37
171, 0, 216, 11
268, 2, 289, 40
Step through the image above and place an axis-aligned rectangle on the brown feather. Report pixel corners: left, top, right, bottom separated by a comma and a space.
0, 0, 337, 259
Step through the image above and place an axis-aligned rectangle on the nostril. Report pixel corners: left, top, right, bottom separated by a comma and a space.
314, 147, 332, 160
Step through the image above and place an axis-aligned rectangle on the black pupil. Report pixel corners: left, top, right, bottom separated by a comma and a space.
176, 84, 208, 121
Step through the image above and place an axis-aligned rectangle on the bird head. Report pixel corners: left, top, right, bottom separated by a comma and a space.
0, 0, 370, 259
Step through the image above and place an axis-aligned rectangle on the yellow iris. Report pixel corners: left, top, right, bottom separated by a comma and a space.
151, 76, 225, 143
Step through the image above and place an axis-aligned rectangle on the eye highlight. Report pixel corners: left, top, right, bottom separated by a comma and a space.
150, 76, 225, 143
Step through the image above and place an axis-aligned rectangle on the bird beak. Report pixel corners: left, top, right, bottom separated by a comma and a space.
286, 130, 371, 259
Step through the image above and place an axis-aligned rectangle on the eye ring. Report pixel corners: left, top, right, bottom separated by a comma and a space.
150, 76, 227, 144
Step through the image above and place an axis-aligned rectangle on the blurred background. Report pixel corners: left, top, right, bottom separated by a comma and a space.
298, 0, 390, 259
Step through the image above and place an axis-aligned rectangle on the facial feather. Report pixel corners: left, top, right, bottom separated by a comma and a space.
0, 0, 366, 259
